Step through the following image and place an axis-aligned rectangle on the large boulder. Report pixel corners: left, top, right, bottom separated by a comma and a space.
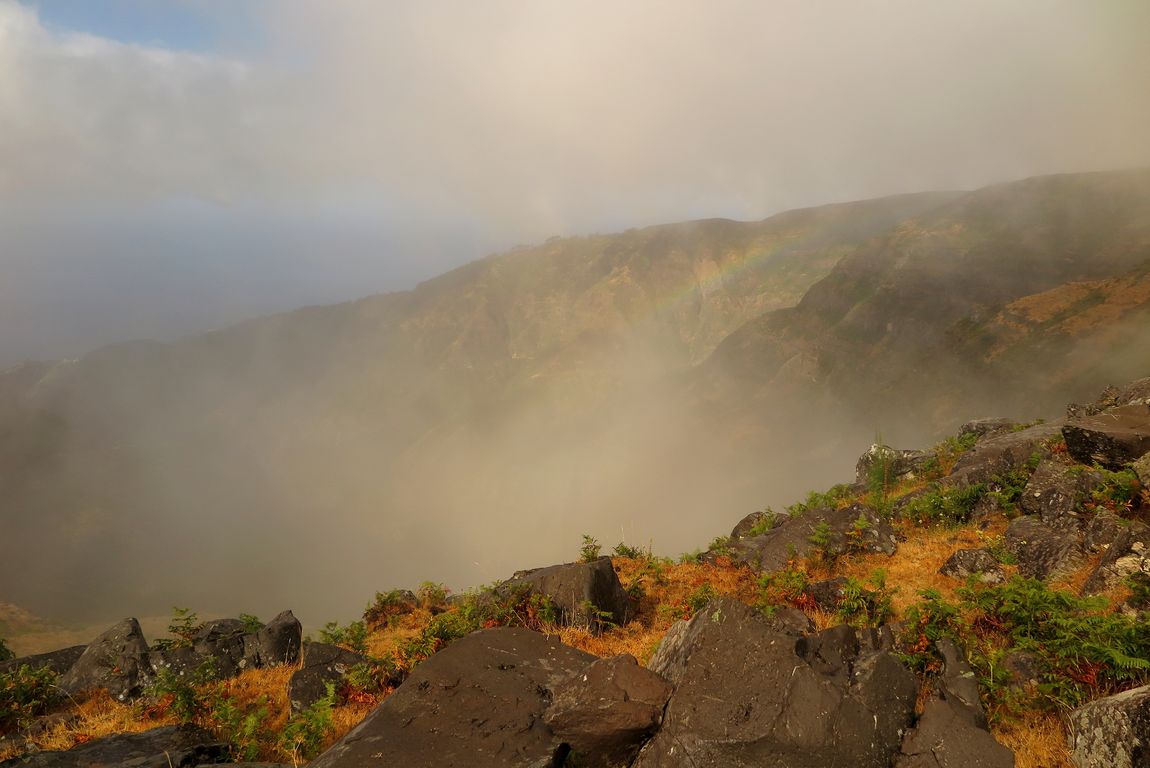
58, 618, 153, 701
543, 654, 672, 768
729, 502, 897, 573
634, 599, 917, 768
0, 724, 228, 768
289, 642, 368, 712
190, 619, 249, 678
501, 557, 631, 628
1004, 516, 1084, 581
308, 628, 595, 768
896, 638, 1014, 768
1069, 683, 1150, 768
1064, 404, 1150, 470
0, 646, 86, 677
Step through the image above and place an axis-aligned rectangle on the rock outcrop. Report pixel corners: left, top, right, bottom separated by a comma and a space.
1063, 404, 1150, 470
501, 557, 631, 628
635, 599, 917, 767
289, 643, 369, 712
308, 628, 596, 768
57, 619, 153, 701
939, 548, 1005, 585
1069, 683, 1150, 768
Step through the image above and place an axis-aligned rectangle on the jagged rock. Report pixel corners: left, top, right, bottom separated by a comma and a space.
856, 444, 936, 485
958, 418, 1019, 441
947, 422, 1062, 486
1084, 511, 1127, 552
543, 654, 672, 768
1064, 404, 1150, 470
308, 628, 594, 768
635, 599, 916, 767
729, 502, 897, 573
0, 724, 228, 768
501, 557, 631, 628
289, 642, 368, 712
1020, 460, 1100, 526
1081, 522, 1150, 595
57, 618, 153, 701
1069, 683, 1150, 768
1004, 515, 1084, 581
939, 548, 1005, 585
896, 638, 1014, 768
243, 610, 302, 668
0, 646, 86, 677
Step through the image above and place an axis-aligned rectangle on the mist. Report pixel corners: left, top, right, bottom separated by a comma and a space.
2, 2, 1150, 631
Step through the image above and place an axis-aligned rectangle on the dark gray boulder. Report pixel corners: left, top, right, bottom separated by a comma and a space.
729, 502, 897, 573
189, 619, 248, 678
635, 599, 917, 768
730, 509, 781, 539
804, 577, 851, 609
289, 642, 367, 712
939, 548, 1005, 585
543, 654, 672, 768
895, 638, 1014, 768
501, 557, 630, 628
1064, 404, 1150, 470
58, 618, 152, 701
0, 646, 86, 677
1004, 515, 1084, 581
243, 610, 302, 668
1069, 683, 1150, 768
0, 724, 228, 768
1081, 522, 1150, 595
308, 628, 595, 768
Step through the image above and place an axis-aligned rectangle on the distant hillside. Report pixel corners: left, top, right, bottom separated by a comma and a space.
2, 172, 1149, 626
0, 191, 949, 622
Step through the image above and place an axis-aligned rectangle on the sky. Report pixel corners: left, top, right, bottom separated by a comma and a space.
2, 0, 1150, 366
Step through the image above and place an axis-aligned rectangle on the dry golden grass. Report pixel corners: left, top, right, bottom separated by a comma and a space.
993, 713, 1072, 768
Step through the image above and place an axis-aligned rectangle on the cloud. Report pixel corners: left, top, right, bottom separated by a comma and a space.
1, 0, 1149, 363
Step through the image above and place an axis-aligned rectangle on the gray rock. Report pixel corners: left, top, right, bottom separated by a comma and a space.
0, 646, 86, 677
1004, 515, 1084, 581
543, 654, 672, 768
635, 599, 917, 768
729, 502, 897, 573
939, 548, 1005, 585
289, 642, 367, 712
1068, 378, 1150, 418
190, 619, 248, 678
1069, 683, 1150, 768
730, 509, 781, 539
1064, 404, 1150, 470
1020, 460, 1100, 526
244, 610, 302, 668
804, 577, 851, 609
895, 638, 1014, 768
1081, 522, 1150, 595
501, 557, 631, 629
308, 628, 595, 768
57, 618, 153, 701
0, 724, 228, 768
948, 422, 1062, 486
1085, 511, 1127, 552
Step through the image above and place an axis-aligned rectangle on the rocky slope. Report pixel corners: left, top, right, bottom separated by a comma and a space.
3, 377, 1149, 767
